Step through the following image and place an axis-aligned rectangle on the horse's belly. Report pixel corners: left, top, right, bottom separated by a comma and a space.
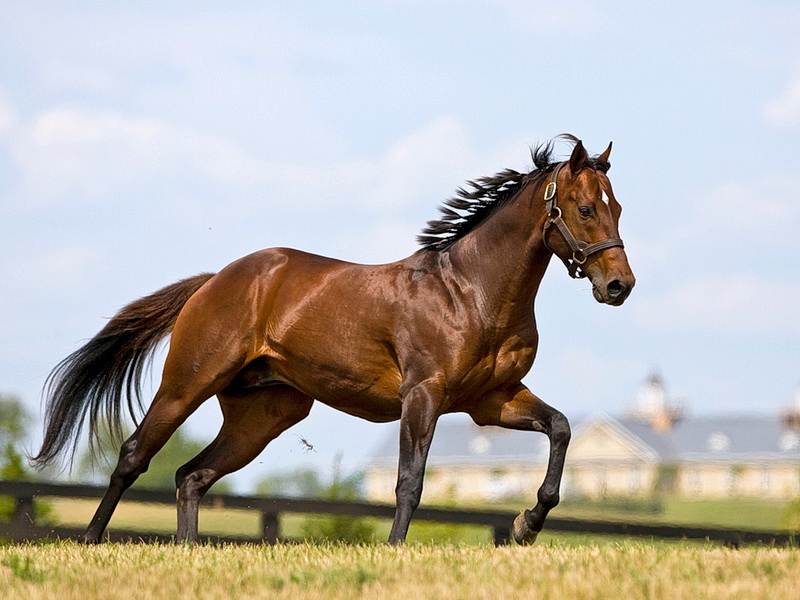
318, 392, 403, 423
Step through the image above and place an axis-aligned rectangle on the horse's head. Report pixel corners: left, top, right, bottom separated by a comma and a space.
542, 139, 635, 306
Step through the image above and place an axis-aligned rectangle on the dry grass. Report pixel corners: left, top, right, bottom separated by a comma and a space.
1, 540, 798, 600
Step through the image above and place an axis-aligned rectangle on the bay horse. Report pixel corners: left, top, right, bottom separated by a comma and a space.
33, 135, 634, 545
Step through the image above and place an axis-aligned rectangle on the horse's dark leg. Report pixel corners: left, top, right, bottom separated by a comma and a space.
388, 384, 440, 545
468, 385, 571, 545
175, 386, 314, 543
83, 392, 205, 543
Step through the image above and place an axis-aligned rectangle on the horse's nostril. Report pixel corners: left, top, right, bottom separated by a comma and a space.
607, 279, 625, 298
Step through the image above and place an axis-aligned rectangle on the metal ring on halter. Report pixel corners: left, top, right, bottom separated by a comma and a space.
549, 206, 561, 219
572, 252, 588, 265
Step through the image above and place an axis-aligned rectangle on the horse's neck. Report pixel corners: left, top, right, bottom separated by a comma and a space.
448, 182, 552, 323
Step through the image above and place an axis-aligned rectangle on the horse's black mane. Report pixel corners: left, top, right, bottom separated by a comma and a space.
417, 134, 607, 251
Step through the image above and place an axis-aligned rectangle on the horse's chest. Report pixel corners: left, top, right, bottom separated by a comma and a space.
453, 335, 536, 395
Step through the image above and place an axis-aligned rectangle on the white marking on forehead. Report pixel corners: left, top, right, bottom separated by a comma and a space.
601, 190, 610, 206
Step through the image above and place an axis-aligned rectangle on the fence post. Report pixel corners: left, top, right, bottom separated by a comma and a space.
493, 525, 510, 546
13, 494, 36, 532
261, 510, 279, 544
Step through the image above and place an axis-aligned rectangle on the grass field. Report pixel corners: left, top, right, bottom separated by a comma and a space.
44, 498, 496, 544
44, 493, 797, 543
1, 540, 799, 600
554, 496, 795, 531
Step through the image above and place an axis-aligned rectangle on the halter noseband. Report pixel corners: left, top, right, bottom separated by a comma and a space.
542, 162, 625, 279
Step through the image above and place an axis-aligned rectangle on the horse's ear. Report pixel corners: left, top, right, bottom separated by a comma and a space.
568, 139, 589, 176
598, 141, 612, 163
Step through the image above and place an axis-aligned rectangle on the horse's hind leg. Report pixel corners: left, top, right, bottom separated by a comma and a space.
174, 386, 314, 543
468, 384, 571, 545
83, 324, 250, 542
82, 387, 213, 543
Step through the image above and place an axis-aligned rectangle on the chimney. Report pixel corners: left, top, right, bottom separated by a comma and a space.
780, 385, 800, 429
629, 370, 685, 431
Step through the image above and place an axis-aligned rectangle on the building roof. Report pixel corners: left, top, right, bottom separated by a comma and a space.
621, 415, 800, 462
369, 416, 549, 465
368, 413, 800, 466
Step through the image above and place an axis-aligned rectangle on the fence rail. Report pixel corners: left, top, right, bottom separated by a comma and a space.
0, 480, 793, 547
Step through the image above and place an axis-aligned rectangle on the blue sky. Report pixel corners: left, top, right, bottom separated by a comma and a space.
1, 1, 799, 489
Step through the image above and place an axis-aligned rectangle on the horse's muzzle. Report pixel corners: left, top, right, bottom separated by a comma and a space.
592, 276, 634, 306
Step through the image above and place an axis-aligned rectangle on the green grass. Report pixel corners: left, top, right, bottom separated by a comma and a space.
658, 497, 791, 530
1, 540, 798, 600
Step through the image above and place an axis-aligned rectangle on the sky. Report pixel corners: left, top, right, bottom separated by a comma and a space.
1, 1, 799, 491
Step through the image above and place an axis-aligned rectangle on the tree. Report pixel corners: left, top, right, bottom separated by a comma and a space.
255, 468, 325, 498
0, 393, 54, 523
0, 394, 33, 481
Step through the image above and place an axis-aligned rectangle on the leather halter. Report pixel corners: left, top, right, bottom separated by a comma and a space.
542, 162, 625, 279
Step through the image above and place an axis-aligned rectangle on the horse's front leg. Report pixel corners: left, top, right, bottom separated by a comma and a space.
468, 384, 571, 545
388, 381, 441, 545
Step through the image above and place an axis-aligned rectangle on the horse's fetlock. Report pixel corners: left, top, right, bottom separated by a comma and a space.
537, 481, 561, 509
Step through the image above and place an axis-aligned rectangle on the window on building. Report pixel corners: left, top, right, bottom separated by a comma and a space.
628, 467, 642, 493
688, 468, 701, 493
707, 432, 731, 453
726, 468, 737, 494
760, 468, 771, 493
596, 469, 607, 496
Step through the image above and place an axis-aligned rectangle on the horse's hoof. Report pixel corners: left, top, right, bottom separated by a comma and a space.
512, 510, 539, 545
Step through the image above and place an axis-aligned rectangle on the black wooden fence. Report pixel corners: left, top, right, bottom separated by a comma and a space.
0, 480, 793, 547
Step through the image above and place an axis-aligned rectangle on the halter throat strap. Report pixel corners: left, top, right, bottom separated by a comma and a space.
542, 162, 625, 279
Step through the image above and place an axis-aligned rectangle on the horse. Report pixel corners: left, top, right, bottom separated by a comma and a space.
33, 134, 635, 545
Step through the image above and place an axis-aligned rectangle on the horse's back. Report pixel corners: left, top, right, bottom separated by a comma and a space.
165, 247, 406, 416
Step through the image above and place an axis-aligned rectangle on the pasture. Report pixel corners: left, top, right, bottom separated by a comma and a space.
2, 540, 798, 600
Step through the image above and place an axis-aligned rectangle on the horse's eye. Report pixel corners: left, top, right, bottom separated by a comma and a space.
578, 206, 592, 218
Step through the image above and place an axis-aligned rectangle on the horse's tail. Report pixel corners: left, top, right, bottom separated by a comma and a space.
31, 272, 216, 469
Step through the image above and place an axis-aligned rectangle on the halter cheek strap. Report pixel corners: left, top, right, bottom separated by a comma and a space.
542, 162, 625, 279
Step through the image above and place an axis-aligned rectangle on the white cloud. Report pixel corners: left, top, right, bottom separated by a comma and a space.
8, 104, 489, 218
10, 106, 272, 206
634, 273, 800, 336
0, 243, 95, 315
0, 90, 15, 134
365, 116, 477, 208
32, 108, 157, 146
628, 174, 800, 337
499, 0, 606, 33
20, 245, 95, 286
633, 174, 800, 277
762, 78, 800, 127
329, 219, 422, 264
